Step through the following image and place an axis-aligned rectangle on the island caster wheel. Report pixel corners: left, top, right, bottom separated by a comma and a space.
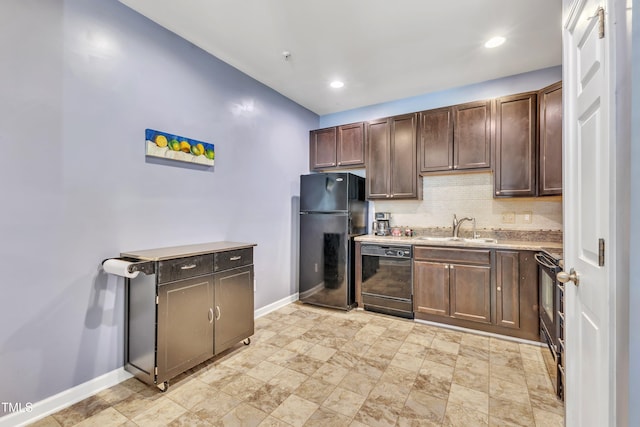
159, 381, 169, 392
243, 338, 251, 345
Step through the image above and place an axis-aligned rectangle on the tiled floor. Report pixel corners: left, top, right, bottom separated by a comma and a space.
31, 303, 564, 426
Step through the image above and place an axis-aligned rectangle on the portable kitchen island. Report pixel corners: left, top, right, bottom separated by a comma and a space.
119, 241, 256, 391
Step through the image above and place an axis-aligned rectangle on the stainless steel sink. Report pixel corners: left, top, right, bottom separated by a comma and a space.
416, 236, 498, 244
467, 237, 498, 243
416, 236, 463, 242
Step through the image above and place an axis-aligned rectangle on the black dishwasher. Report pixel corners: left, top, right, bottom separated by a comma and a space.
361, 244, 413, 319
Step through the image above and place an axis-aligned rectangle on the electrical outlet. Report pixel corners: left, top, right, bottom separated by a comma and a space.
502, 211, 515, 224
522, 211, 533, 224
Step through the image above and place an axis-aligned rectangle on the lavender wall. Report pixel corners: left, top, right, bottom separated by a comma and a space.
0, 0, 316, 411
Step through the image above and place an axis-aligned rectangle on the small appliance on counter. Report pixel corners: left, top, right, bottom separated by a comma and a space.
373, 212, 391, 236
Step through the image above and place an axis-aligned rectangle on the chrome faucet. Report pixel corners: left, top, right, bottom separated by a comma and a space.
452, 214, 474, 238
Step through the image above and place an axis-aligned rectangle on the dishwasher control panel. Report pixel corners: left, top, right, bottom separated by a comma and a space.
361, 244, 412, 258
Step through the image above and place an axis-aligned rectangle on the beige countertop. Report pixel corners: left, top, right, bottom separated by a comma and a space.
355, 234, 562, 254
121, 241, 256, 261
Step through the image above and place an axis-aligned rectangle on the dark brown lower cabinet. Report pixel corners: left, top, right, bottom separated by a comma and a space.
413, 246, 539, 341
414, 261, 450, 316
413, 247, 491, 323
450, 264, 491, 323
495, 250, 520, 329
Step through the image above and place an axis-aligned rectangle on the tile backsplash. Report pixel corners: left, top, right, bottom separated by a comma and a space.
373, 172, 563, 231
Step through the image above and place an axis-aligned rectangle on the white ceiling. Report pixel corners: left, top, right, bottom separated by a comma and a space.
118, 0, 562, 116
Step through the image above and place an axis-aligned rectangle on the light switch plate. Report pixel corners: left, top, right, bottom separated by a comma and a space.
502, 211, 516, 224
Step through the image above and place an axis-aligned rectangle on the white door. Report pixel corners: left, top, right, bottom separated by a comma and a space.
563, 1, 614, 425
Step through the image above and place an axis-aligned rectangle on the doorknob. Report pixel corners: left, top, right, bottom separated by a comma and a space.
558, 268, 580, 286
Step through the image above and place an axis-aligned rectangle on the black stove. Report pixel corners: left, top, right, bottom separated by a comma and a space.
535, 249, 564, 401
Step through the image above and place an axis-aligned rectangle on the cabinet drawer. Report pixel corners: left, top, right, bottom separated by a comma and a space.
414, 246, 490, 265
158, 254, 214, 284
215, 248, 253, 272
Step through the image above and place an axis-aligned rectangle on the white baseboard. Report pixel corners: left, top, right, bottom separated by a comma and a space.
254, 293, 299, 319
0, 368, 132, 427
1, 294, 299, 427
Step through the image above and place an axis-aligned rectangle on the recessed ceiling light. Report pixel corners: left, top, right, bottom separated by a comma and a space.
485, 36, 506, 48
330, 80, 345, 89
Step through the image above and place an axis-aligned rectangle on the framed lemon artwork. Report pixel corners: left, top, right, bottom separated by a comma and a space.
145, 129, 215, 166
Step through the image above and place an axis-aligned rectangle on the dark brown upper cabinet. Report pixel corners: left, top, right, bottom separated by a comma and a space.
454, 100, 492, 170
337, 122, 365, 168
309, 122, 365, 171
309, 127, 337, 170
366, 113, 420, 200
493, 92, 538, 197
418, 107, 453, 172
419, 101, 491, 173
538, 81, 563, 196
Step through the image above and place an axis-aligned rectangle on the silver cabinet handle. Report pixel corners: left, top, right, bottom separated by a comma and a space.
230, 256, 242, 261
215, 306, 221, 320
180, 264, 197, 270
208, 308, 214, 323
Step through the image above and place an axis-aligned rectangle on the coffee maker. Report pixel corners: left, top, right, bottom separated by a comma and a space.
373, 212, 391, 236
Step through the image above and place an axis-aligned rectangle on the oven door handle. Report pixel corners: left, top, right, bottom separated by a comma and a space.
535, 253, 558, 270
540, 321, 558, 358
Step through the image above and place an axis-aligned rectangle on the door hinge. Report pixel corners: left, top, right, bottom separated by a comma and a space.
597, 6, 605, 39
599, 238, 605, 266
156, 295, 159, 304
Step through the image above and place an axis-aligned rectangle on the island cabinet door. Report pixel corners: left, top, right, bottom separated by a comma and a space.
413, 260, 450, 316
214, 265, 254, 354
449, 264, 491, 323
157, 275, 214, 383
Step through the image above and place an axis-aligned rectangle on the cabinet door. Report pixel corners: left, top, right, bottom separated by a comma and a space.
449, 264, 491, 323
413, 260, 450, 316
494, 93, 537, 197
310, 127, 337, 170
390, 113, 418, 198
419, 107, 453, 172
538, 81, 563, 196
157, 275, 214, 382
453, 100, 491, 170
495, 251, 520, 329
337, 122, 365, 167
214, 265, 254, 354
366, 118, 391, 199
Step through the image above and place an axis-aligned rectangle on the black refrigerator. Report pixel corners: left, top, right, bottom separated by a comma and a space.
299, 173, 367, 310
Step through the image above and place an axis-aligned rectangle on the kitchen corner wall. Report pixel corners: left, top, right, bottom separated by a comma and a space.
375, 172, 563, 231
0, 0, 316, 413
